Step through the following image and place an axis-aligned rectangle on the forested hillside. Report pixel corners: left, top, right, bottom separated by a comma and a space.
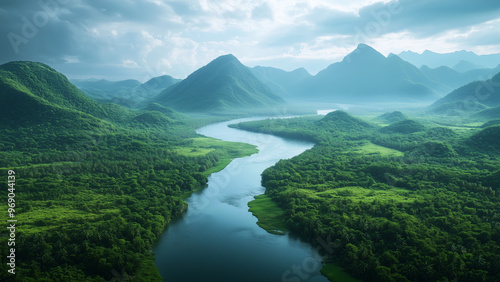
233, 111, 500, 281
0, 61, 257, 281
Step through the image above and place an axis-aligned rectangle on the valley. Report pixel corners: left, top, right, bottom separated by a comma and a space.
1, 42, 500, 281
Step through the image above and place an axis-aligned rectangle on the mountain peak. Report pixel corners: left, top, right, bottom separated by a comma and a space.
154, 54, 284, 112
343, 44, 386, 64
212, 54, 239, 64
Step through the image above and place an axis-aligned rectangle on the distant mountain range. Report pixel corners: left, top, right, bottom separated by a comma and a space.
153, 54, 285, 113
429, 71, 500, 116
250, 66, 312, 98
72, 75, 180, 108
11, 44, 500, 115
397, 49, 500, 70
419, 65, 500, 91
0, 61, 180, 131
305, 44, 446, 103
250, 44, 500, 105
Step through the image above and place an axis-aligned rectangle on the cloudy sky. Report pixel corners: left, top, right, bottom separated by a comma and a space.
1, 0, 500, 81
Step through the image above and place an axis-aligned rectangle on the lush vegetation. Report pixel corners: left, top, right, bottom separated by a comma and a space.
233, 111, 500, 282
0, 62, 257, 281
248, 194, 289, 235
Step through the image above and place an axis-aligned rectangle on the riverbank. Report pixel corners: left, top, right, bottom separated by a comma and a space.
153, 118, 329, 282
248, 194, 289, 235
248, 193, 359, 282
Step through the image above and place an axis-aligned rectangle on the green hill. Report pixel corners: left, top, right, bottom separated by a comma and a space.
375, 111, 407, 123
0, 61, 132, 123
466, 125, 500, 152
154, 54, 285, 113
380, 119, 426, 134
481, 119, 500, 128
317, 110, 373, 132
429, 100, 489, 115
473, 105, 500, 119
0, 74, 115, 132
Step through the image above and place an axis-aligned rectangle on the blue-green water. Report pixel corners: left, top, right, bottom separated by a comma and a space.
153, 118, 328, 282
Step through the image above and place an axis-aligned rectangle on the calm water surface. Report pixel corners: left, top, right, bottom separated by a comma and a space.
153, 118, 329, 282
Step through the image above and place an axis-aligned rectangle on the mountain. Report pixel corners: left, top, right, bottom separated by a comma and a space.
72, 78, 142, 90
375, 111, 407, 123
0, 61, 185, 133
419, 65, 500, 91
398, 49, 500, 69
474, 106, 500, 119
316, 110, 373, 132
481, 119, 500, 128
72, 75, 181, 108
141, 75, 180, 92
250, 66, 311, 98
154, 54, 285, 113
0, 61, 134, 125
429, 101, 489, 116
430, 71, 500, 109
453, 60, 486, 73
306, 44, 445, 103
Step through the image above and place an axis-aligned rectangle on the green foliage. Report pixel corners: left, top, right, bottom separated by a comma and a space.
0, 62, 256, 281
235, 112, 500, 281
317, 111, 374, 133
374, 111, 407, 124
248, 194, 289, 235
380, 119, 426, 134
465, 125, 500, 152
481, 119, 500, 128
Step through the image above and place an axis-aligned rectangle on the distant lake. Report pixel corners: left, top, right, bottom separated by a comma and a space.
153, 118, 329, 282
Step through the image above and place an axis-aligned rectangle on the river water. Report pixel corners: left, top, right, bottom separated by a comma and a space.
153, 118, 329, 282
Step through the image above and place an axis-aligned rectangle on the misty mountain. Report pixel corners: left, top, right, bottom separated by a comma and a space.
430, 71, 500, 110
154, 54, 285, 113
419, 65, 500, 91
250, 66, 312, 98
453, 60, 486, 73
398, 49, 500, 69
72, 75, 181, 108
473, 106, 500, 119
304, 44, 444, 103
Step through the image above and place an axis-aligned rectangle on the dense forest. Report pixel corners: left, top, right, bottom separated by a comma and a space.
232, 111, 500, 281
0, 62, 257, 281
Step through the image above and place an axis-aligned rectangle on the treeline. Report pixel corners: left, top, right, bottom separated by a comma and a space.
234, 113, 500, 281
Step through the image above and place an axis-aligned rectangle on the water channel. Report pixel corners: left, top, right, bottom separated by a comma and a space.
153, 118, 329, 282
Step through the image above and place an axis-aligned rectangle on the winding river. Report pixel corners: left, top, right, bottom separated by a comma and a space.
153, 118, 329, 282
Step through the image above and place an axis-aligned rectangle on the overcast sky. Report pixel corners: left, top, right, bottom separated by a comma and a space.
2, 0, 500, 81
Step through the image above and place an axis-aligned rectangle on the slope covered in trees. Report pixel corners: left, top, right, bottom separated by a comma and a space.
0, 61, 257, 281
232, 112, 500, 281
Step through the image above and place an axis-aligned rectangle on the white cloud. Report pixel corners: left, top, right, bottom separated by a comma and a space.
2, 0, 500, 80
